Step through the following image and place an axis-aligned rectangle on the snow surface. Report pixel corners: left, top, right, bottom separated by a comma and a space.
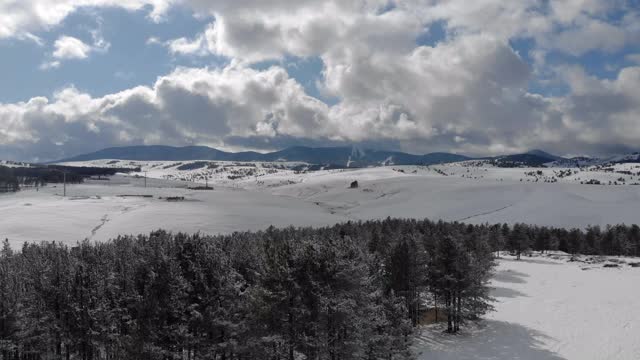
3, 161, 640, 249
0, 175, 343, 250
416, 254, 640, 360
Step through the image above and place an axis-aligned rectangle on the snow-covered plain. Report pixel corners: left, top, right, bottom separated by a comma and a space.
416, 254, 640, 360
0, 175, 344, 249
3, 160, 640, 249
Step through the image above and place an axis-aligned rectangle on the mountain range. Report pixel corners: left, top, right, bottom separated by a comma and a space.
55, 145, 640, 168
57, 145, 472, 167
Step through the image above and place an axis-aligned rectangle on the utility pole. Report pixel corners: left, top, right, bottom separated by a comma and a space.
63, 171, 66, 197
144, 171, 148, 188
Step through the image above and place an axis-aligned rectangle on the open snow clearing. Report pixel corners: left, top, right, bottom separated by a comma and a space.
416, 253, 640, 360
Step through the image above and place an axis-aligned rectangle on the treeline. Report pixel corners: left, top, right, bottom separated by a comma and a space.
0, 168, 18, 191
498, 223, 640, 258
2, 218, 639, 359
0, 219, 497, 360
0, 165, 140, 187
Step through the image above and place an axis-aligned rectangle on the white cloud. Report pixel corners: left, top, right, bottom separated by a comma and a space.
555, 65, 640, 145
0, 64, 332, 161
39, 61, 61, 70
166, 34, 208, 56
543, 19, 628, 56
4, 56, 640, 161
40, 33, 111, 70
52, 36, 92, 59
0, 0, 176, 39
17, 32, 45, 46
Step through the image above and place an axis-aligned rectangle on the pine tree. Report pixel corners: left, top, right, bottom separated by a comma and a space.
386, 236, 425, 326
507, 224, 530, 260
567, 228, 584, 255
0, 239, 19, 359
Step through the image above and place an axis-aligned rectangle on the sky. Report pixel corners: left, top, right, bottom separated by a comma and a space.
0, 0, 639, 162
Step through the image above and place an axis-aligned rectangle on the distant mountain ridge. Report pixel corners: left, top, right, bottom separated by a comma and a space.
57, 145, 471, 167
525, 149, 566, 162
55, 145, 640, 168
548, 152, 640, 167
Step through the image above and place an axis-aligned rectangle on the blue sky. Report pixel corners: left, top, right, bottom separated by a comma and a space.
1, 1, 639, 161
0, 6, 335, 105
0, 7, 210, 102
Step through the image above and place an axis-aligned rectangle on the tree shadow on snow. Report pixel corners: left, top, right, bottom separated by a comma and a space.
493, 269, 528, 284
490, 286, 527, 298
501, 257, 563, 266
415, 320, 566, 360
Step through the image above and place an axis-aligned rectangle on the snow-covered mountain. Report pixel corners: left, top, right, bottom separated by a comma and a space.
605, 152, 640, 164
547, 152, 640, 167
33, 145, 640, 170
56, 145, 470, 167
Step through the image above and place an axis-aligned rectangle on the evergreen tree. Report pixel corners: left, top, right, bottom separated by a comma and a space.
507, 224, 530, 260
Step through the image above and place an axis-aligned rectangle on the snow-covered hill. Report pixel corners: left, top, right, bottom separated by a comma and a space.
0, 160, 34, 168
547, 152, 640, 167
56, 145, 470, 167
57, 159, 306, 186
57, 158, 640, 187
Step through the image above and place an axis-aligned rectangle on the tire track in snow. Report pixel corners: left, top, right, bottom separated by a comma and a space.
90, 214, 110, 238
456, 204, 514, 222
88, 204, 143, 240
312, 200, 357, 220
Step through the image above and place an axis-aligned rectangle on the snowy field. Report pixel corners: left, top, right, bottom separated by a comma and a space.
0, 175, 344, 249
416, 253, 640, 360
2, 161, 640, 249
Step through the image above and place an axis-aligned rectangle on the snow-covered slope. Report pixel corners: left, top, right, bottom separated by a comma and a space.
547, 152, 640, 167
0, 160, 34, 168
57, 159, 307, 186
58, 159, 640, 187
263, 165, 640, 226
0, 175, 344, 249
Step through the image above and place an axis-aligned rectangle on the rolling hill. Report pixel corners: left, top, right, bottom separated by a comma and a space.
57, 145, 471, 167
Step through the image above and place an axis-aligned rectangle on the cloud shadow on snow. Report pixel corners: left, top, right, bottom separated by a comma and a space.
502, 257, 564, 266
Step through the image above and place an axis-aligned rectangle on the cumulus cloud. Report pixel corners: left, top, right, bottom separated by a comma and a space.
39, 61, 62, 71
188, 1, 422, 63
165, 35, 207, 56
52, 36, 93, 59
40, 32, 111, 70
154, 32, 209, 56
554, 66, 640, 151
2, 0, 640, 160
156, 0, 638, 156
5, 57, 640, 161
0, 0, 175, 39
0, 64, 332, 161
